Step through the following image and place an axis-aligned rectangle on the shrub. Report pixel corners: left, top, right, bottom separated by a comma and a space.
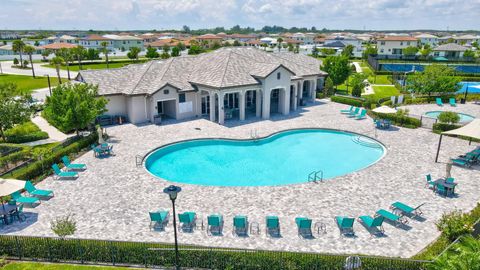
437, 111, 460, 124
370, 109, 421, 129
330, 95, 363, 107
436, 210, 474, 241
433, 123, 461, 133
51, 214, 76, 238
4, 121, 49, 143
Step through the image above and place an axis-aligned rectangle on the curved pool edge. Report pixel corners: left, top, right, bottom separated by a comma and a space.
142, 128, 387, 187
423, 111, 475, 123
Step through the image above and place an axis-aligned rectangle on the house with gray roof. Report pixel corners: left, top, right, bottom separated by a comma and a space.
76, 47, 327, 125
433, 43, 468, 59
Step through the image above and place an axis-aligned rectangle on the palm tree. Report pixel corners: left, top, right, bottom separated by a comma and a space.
71, 46, 86, 70
50, 56, 64, 84
276, 38, 283, 52
56, 48, 73, 80
41, 49, 51, 62
101, 41, 110, 69
23, 45, 36, 78
12, 40, 26, 68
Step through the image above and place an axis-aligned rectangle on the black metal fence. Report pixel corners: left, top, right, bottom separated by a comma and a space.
0, 235, 431, 269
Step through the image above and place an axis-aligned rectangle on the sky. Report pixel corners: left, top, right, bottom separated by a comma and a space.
1, 0, 479, 31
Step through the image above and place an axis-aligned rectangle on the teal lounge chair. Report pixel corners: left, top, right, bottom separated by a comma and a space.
335, 216, 355, 236
266, 216, 280, 237
451, 157, 473, 168
178, 212, 197, 232
25, 181, 54, 198
425, 174, 435, 189
355, 109, 367, 120
436, 98, 443, 106
375, 209, 407, 227
61, 156, 86, 171
207, 214, 223, 235
347, 107, 360, 117
340, 106, 354, 114
233, 215, 248, 236
295, 217, 313, 238
52, 164, 78, 180
390, 202, 424, 218
358, 215, 384, 235
449, 98, 456, 107
149, 210, 169, 230
11, 191, 40, 206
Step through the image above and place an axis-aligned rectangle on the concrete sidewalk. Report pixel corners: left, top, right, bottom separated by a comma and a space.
30, 115, 72, 142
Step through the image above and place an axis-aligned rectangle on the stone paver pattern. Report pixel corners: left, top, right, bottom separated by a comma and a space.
2, 100, 480, 258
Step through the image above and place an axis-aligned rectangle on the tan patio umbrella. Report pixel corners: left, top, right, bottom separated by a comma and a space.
0, 179, 26, 212
372, 106, 397, 114
435, 119, 480, 162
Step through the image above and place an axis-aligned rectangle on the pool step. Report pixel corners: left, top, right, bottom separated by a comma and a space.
351, 136, 383, 149
308, 170, 324, 183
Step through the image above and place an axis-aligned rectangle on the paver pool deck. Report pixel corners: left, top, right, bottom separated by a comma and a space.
2, 100, 480, 258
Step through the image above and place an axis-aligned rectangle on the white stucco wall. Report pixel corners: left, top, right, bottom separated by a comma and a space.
149, 87, 199, 121
104, 95, 127, 116
126, 95, 148, 124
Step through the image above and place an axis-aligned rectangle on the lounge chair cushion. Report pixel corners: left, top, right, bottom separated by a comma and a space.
376, 209, 400, 221
234, 215, 247, 228
266, 216, 279, 228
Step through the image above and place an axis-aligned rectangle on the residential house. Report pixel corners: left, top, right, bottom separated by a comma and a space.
228, 34, 257, 43
415, 34, 439, 47
76, 47, 327, 125
324, 36, 363, 57
103, 35, 144, 51
376, 36, 418, 55
40, 43, 78, 51
146, 38, 192, 49
290, 33, 315, 45
454, 34, 480, 45
57, 35, 78, 44
432, 43, 468, 59
79, 35, 114, 50
196, 34, 223, 48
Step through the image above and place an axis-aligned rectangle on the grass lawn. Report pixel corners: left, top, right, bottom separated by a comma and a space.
370, 75, 392, 85
369, 85, 400, 99
42, 62, 133, 72
0, 74, 59, 93
2, 262, 140, 270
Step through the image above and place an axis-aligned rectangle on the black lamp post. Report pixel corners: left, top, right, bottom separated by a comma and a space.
163, 185, 181, 270
45, 74, 52, 96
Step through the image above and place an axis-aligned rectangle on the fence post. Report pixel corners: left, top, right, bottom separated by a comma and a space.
110, 241, 115, 266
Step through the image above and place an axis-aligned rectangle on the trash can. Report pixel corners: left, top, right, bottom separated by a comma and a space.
460, 98, 466, 104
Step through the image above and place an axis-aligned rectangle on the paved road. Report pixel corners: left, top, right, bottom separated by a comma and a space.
0, 61, 77, 78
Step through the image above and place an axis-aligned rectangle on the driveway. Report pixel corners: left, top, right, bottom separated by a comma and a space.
0, 61, 77, 78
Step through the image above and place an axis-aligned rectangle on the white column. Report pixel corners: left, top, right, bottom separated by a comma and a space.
218, 92, 224, 124
262, 89, 270, 119
209, 92, 216, 122
283, 88, 290, 115
255, 89, 262, 117
239, 91, 245, 121
293, 86, 298, 111
311, 80, 317, 101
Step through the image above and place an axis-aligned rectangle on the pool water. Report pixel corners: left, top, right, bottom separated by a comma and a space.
424, 111, 475, 123
380, 63, 480, 74
145, 129, 385, 187
458, 82, 480, 93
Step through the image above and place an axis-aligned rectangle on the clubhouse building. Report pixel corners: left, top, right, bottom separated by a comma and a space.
76, 48, 327, 125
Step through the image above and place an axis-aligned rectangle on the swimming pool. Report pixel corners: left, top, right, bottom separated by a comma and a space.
458, 82, 480, 93
144, 129, 386, 187
380, 63, 480, 74
424, 111, 475, 123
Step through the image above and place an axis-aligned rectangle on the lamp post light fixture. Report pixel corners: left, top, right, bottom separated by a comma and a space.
163, 185, 181, 270
45, 74, 52, 96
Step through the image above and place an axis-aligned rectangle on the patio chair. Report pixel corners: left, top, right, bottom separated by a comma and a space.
449, 98, 457, 107
149, 211, 169, 231
266, 216, 280, 237
425, 174, 435, 189
340, 106, 354, 114
358, 215, 384, 235
52, 164, 78, 180
61, 156, 87, 171
25, 181, 54, 198
375, 209, 407, 227
446, 177, 455, 184
11, 191, 40, 206
435, 98, 444, 106
91, 144, 102, 157
390, 202, 424, 218
335, 216, 355, 236
295, 217, 313, 238
233, 215, 248, 236
347, 107, 360, 117
207, 214, 224, 236
355, 109, 367, 120
178, 212, 197, 232
436, 183, 449, 197
10, 204, 26, 222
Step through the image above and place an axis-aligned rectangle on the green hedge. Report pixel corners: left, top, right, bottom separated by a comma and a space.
5, 133, 97, 182
370, 112, 421, 129
331, 96, 364, 107
0, 144, 31, 171
432, 123, 461, 133
0, 235, 429, 270
3, 121, 49, 144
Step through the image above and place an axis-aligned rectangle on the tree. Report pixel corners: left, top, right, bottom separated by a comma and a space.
403, 46, 418, 57
160, 51, 170, 59
276, 38, 283, 51
341, 44, 354, 58
182, 25, 191, 33
51, 214, 76, 239
463, 50, 475, 59
12, 40, 26, 68
41, 49, 51, 62
162, 45, 170, 54
145, 46, 160, 59
13, 58, 19, 66
430, 236, 480, 270
101, 41, 110, 68
127, 47, 141, 62
34, 40, 40, 46
233, 40, 241, 46
43, 83, 107, 135
23, 45, 36, 78
406, 64, 462, 95
324, 77, 335, 96
320, 48, 336, 56
321, 56, 351, 90
188, 45, 205, 55
56, 48, 72, 80
71, 46, 86, 70
438, 111, 460, 124
23, 60, 29, 67
176, 42, 186, 51
362, 45, 377, 60
288, 43, 294, 52
49, 56, 64, 84
212, 42, 221, 50
260, 43, 268, 51
86, 48, 99, 61
349, 73, 368, 97
420, 47, 432, 59
312, 47, 318, 57
171, 46, 180, 57
0, 83, 33, 141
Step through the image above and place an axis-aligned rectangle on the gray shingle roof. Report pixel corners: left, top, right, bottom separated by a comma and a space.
433, 43, 468, 52
78, 47, 326, 96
